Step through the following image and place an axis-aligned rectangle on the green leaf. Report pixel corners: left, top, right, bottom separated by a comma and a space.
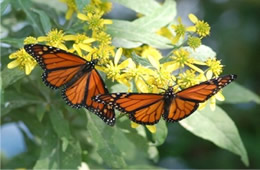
32, 9, 52, 34
1, 90, 41, 116
132, 53, 152, 67
33, 126, 81, 169
49, 108, 71, 140
112, 37, 142, 48
222, 82, 260, 104
183, 45, 216, 62
1, 67, 25, 89
111, 0, 160, 16
85, 110, 127, 168
147, 145, 159, 162
116, 119, 150, 164
18, 0, 43, 36
36, 104, 46, 122
179, 105, 249, 166
133, 0, 176, 32
152, 120, 168, 146
1, 0, 10, 15
0, 38, 24, 48
75, 0, 90, 12
111, 83, 128, 93
107, 20, 173, 49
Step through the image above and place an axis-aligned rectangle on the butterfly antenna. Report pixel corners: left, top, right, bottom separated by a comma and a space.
158, 87, 166, 91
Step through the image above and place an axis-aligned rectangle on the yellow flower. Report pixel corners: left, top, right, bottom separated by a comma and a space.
205, 58, 223, 79
7, 49, 37, 75
92, 0, 112, 14
37, 29, 69, 50
171, 17, 196, 44
102, 48, 131, 86
84, 0, 112, 15
24, 36, 38, 44
131, 122, 156, 133
177, 70, 206, 89
146, 53, 177, 91
77, 12, 112, 32
157, 27, 174, 42
187, 36, 201, 49
84, 3, 99, 14
124, 61, 154, 92
59, 0, 77, 20
94, 31, 112, 46
141, 46, 162, 61
64, 34, 95, 56
87, 45, 114, 64
189, 13, 210, 37
172, 48, 204, 74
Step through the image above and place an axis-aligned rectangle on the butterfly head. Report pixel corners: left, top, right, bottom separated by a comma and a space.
164, 86, 176, 98
89, 59, 99, 68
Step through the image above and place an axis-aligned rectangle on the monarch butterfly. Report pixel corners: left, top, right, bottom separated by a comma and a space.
93, 74, 237, 125
24, 44, 115, 126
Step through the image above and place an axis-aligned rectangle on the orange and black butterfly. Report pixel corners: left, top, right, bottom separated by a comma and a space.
24, 44, 115, 126
93, 74, 237, 125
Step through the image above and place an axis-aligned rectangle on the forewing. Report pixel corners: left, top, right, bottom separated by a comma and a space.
24, 44, 87, 89
177, 74, 237, 102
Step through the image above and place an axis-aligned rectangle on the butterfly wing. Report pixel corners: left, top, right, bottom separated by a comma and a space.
83, 69, 115, 125
163, 74, 237, 122
24, 44, 87, 89
94, 93, 164, 125
25, 44, 115, 125
163, 98, 199, 122
176, 74, 237, 102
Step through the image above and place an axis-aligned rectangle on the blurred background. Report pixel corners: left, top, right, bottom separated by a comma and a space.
1, 0, 260, 169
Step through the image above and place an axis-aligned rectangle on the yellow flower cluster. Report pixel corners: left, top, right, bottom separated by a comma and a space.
77, 0, 113, 64
158, 14, 210, 49
7, 0, 224, 133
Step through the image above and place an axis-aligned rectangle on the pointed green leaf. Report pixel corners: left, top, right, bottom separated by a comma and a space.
1, 0, 10, 15
1, 67, 25, 89
32, 9, 52, 34
49, 109, 71, 140
18, 0, 43, 36
112, 38, 142, 48
180, 105, 249, 166
183, 45, 216, 62
133, 0, 176, 32
222, 82, 260, 104
152, 120, 168, 146
36, 104, 46, 122
107, 20, 172, 49
0, 38, 24, 48
33, 126, 81, 169
111, 0, 160, 16
1, 90, 41, 116
85, 110, 127, 168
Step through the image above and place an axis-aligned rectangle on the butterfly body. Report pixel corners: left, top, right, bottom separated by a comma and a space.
93, 74, 237, 125
24, 44, 115, 126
